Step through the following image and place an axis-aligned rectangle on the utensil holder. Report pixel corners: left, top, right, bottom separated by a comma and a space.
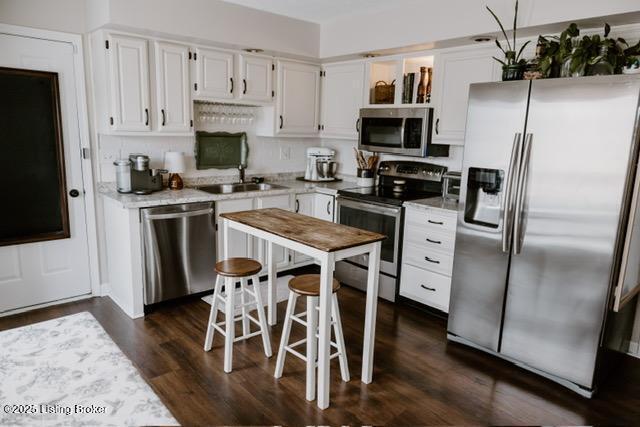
357, 168, 375, 187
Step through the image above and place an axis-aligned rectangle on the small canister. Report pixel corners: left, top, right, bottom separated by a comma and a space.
114, 159, 132, 193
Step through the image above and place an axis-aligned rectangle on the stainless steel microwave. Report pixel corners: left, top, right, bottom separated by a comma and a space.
358, 107, 448, 157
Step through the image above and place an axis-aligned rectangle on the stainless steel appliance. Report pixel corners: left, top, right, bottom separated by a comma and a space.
358, 107, 449, 157
304, 147, 337, 181
141, 202, 216, 305
336, 160, 447, 301
129, 154, 165, 195
448, 75, 640, 397
442, 171, 461, 201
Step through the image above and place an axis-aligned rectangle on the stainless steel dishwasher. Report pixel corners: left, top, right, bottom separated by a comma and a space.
141, 202, 216, 305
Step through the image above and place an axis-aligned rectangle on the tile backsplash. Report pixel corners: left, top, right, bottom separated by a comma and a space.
97, 122, 321, 183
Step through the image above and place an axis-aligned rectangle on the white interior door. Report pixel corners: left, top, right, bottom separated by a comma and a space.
154, 41, 191, 132
239, 54, 272, 102
107, 34, 151, 131
0, 33, 91, 313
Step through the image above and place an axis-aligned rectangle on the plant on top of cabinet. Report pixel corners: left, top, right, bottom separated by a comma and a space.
536, 23, 640, 78
486, 0, 530, 81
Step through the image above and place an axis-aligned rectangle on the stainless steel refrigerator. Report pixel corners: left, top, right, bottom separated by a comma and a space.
448, 75, 640, 397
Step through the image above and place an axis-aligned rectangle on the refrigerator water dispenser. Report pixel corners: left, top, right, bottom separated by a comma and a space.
464, 168, 504, 228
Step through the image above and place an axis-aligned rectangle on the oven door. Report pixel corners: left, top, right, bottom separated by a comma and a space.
336, 196, 402, 276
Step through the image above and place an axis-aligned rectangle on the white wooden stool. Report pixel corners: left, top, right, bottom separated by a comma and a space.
274, 274, 349, 401
204, 258, 272, 372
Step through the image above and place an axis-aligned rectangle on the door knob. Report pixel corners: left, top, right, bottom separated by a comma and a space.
69, 189, 80, 198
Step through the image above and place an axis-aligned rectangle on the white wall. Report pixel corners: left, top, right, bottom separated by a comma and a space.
319, 0, 640, 58
0, 0, 86, 33
88, 0, 320, 58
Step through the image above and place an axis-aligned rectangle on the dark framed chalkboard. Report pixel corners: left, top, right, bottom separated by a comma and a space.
0, 67, 69, 247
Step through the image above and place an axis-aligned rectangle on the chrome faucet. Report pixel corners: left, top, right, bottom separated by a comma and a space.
238, 164, 246, 183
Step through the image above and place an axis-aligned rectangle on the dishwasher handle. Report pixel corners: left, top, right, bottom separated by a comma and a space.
144, 208, 213, 221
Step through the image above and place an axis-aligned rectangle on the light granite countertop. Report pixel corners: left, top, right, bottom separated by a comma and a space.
403, 197, 459, 213
99, 178, 358, 209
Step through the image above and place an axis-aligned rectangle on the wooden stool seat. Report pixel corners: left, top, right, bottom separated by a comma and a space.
205, 257, 272, 373
288, 274, 340, 296
215, 258, 262, 277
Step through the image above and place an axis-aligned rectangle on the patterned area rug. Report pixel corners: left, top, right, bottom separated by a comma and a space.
0, 312, 178, 426
201, 275, 294, 309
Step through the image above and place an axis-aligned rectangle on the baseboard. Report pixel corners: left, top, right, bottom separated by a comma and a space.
0, 294, 94, 318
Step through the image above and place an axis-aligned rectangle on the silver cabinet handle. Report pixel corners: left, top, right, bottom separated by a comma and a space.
502, 133, 523, 253
513, 133, 533, 255
144, 208, 213, 221
426, 238, 441, 245
420, 284, 436, 291
424, 256, 440, 264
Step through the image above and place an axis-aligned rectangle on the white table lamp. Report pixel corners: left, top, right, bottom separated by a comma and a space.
164, 151, 186, 190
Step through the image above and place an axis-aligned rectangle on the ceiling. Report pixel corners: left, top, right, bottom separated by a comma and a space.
221, 0, 406, 24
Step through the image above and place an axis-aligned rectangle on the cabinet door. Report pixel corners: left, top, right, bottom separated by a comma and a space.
314, 193, 335, 222
321, 62, 365, 139
432, 48, 499, 144
277, 60, 320, 135
216, 198, 254, 259
107, 34, 150, 131
255, 195, 291, 269
239, 54, 273, 102
293, 193, 315, 264
154, 42, 191, 132
195, 47, 234, 99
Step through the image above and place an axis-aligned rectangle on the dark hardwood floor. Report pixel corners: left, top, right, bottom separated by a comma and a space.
2, 287, 639, 425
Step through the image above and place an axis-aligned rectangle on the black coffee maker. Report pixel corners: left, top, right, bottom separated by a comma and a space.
129, 154, 165, 195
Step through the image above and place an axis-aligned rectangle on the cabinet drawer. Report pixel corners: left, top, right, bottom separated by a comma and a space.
406, 208, 457, 232
399, 263, 451, 312
403, 242, 453, 276
404, 227, 455, 252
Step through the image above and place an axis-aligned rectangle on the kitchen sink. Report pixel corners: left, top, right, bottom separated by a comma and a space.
196, 182, 288, 194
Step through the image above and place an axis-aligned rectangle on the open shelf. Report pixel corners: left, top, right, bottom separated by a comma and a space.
401, 55, 434, 105
368, 60, 398, 105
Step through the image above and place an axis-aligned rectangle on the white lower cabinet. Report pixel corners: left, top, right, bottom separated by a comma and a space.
215, 198, 254, 259
399, 205, 457, 313
215, 191, 335, 272
255, 194, 292, 269
314, 193, 335, 222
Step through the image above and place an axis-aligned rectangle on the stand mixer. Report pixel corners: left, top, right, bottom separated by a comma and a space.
304, 147, 338, 181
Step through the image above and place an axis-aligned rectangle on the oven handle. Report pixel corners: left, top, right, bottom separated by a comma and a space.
400, 118, 407, 148
337, 197, 402, 217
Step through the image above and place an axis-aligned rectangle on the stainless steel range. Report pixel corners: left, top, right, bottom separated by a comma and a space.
336, 160, 447, 301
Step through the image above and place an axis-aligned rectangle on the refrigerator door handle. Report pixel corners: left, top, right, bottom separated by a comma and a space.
501, 133, 523, 253
512, 133, 533, 255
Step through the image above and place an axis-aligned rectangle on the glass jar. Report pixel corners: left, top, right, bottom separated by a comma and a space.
114, 159, 132, 193
589, 45, 614, 76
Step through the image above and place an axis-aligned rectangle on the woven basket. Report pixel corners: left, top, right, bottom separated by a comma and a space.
373, 80, 395, 104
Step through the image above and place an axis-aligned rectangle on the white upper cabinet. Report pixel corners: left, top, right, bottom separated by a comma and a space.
432, 47, 500, 144
154, 41, 191, 132
239, 54, 273, 102
107, 34, 151, 131
194, 47, 234, 100
320, 62, 365, 139
276, 59, 320, 135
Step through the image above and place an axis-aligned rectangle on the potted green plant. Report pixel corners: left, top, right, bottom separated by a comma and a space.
487, 0, 530, 81
537, 23, 579, 78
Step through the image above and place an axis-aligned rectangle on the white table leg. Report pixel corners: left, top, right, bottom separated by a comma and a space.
317, 252, 335, 410
362, 242, 381, 384
223, 218, 230, 259
267, 241, 277, 326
